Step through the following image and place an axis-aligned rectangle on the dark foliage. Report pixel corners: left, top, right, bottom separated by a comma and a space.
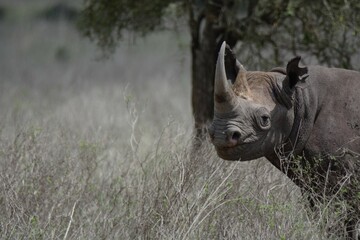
78, 0, 182, 54
79, 0, 360, 69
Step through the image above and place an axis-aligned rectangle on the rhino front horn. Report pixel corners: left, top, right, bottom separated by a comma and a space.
214, 41, 236, 112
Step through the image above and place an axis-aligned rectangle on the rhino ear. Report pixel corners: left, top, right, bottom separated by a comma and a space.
286, 56, 308, 89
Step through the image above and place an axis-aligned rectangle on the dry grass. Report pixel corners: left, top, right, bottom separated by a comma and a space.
0, 6, 350, 239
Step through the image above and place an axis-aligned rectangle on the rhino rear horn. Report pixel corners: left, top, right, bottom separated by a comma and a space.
223, 45, 250, 96
224, 45, 246, 84
214, 42, 250, 112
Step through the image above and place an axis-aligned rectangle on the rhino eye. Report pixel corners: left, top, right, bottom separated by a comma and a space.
256, 108, 271, 130
260, 115, 270, 126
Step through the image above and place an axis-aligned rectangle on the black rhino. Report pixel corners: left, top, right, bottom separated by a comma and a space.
209, 41, 360, 238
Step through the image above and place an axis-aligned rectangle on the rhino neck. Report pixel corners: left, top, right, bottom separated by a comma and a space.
266, 73, 319, 182
286, 80, 318, 155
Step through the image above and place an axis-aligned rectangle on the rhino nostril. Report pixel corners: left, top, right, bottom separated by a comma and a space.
231, 131, 241, 141
225, 128, 241, 144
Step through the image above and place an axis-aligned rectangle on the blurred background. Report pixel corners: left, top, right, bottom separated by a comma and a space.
0, 0, 192, 139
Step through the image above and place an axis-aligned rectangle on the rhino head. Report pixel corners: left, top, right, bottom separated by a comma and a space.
208, 41, 308, 161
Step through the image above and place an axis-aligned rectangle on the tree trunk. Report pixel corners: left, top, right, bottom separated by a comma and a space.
189, 1, 224, 146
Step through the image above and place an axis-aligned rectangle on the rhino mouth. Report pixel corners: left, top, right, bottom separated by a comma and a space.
215, 139, 266, 161
215, 144, 250, 161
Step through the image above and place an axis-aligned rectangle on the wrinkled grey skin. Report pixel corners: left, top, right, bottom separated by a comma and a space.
209, 42, 360, 238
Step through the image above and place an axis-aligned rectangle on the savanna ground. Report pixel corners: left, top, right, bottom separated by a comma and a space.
0, 2, 349, 239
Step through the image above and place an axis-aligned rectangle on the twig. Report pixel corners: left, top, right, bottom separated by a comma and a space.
63, 200, 78, 240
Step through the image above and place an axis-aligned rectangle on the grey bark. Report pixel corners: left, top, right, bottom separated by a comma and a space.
189, 0, 236, 142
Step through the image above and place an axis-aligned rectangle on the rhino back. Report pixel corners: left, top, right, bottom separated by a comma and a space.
299, 66, 360, 157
